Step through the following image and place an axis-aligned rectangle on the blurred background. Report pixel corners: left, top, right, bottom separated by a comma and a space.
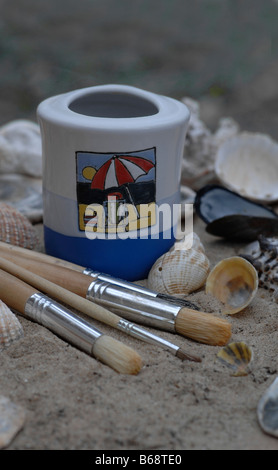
1, 0, 278, 137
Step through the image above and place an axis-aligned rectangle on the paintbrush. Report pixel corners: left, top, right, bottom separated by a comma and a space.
0, 267, 142, 375
0, 241, 198, 310
0, 243, 232, 346
0, 255, 200, 362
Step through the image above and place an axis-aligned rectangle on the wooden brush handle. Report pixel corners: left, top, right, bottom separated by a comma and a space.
0, 256, 122, 329
0, 268, 38, 314
0, 250, 91, 297
0, 241, 84, 272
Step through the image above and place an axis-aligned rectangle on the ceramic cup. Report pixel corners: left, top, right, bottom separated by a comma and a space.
37, 84, 190, 280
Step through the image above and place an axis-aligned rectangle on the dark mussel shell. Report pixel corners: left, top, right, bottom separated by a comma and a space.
206, 214, 278, 242
194, 185, 278, 242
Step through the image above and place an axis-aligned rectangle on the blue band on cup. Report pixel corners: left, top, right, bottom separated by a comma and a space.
44, 225, 176, 281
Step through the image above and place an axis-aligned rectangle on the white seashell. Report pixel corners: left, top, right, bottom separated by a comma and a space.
213, 117, 240, 148
0, 300, 24, 351
0, 395, 25, 449
0, 174, 43, 222
0, 119, 42, 177
147, 240, 210, 297
257, 377, 278, 438
215, 131, 278, 203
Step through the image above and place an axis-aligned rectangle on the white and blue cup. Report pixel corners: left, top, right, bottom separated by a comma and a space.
37, 84, 190, 280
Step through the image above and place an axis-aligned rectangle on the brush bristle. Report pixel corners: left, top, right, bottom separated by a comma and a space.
92, 335, 143, 374
175, 308, 232, 346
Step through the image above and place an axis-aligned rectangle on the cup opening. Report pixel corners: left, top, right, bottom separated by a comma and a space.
68, 91, 159, 118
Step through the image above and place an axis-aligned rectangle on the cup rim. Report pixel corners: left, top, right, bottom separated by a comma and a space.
37, 84, 190, 130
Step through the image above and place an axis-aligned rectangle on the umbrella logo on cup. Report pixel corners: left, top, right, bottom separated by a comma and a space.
76, 148, 156, 235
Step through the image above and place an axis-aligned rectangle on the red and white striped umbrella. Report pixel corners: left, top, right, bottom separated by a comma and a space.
91, 155, 154, 190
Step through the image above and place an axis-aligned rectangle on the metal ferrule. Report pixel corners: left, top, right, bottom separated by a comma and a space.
117, 318, 179, 356
83, 268, 158, 297
86, 278, 181, 332
25, 293, 102, 356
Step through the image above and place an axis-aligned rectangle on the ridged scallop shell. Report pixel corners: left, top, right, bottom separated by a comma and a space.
147, 234, 210, 296
206, 256, 258, 314
0, 202, 39, 249
215, 132, 278, 203
0, 300, 24, 351
217, 342, 253, 376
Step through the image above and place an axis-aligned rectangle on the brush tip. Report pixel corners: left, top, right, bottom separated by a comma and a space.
176, 348, 202, 362
92, 335, 143, 375
176, 308, 232, 346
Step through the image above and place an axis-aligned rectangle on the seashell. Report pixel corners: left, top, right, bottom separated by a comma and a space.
206, 214, 278, 243
241, 235, 278, 300
0, 300, 24, 351
181, 97, 239, 191
213, 117, 240, 148
0, 174, 43, 222
217, 341, 253, 376
215, 131, 278, 203
195, 184, 278, 242
0, 119, 42, 177
0, 395, 25, 449
0, 202, 39, 249
257, 377, 278, 438
195, 184, 278, 225
205, 256, 258, 314
147, 236, 210, 297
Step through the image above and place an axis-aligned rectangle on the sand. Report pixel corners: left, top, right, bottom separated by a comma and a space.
0, 216, 278, 451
